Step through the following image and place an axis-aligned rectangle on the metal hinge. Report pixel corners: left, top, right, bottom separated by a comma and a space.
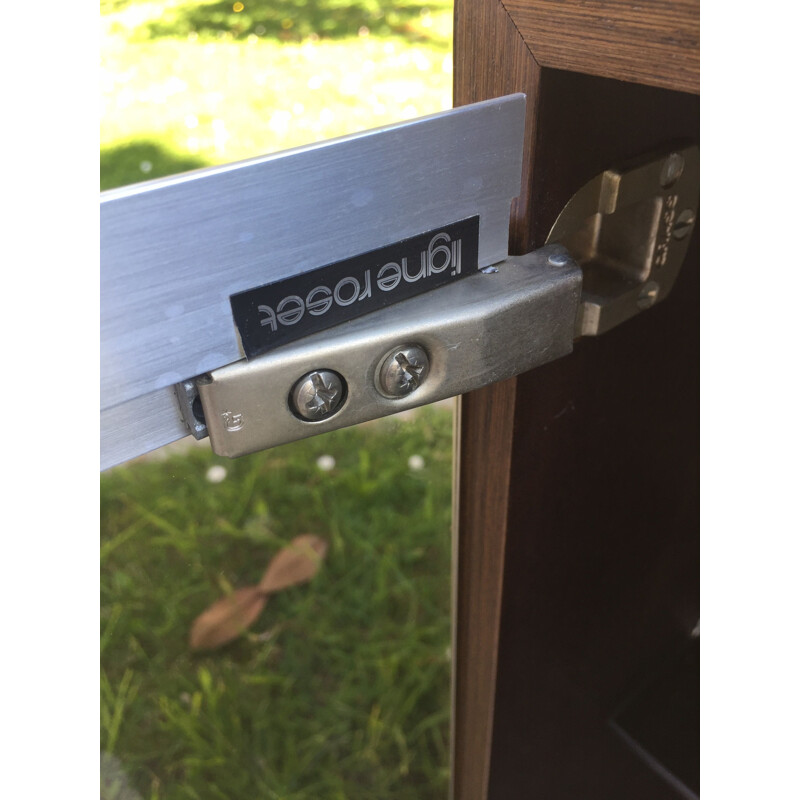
546, 145, 699, 337
180, 147, 697, 459
100, 95, 698, 467
179, 244, 582, 457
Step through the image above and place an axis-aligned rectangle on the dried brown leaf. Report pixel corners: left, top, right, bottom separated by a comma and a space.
259, 534, 329, 594
189, 586, 267, 651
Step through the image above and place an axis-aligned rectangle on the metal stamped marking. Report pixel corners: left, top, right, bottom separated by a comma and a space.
654, 194, 679, 267
221, 410, 244, 432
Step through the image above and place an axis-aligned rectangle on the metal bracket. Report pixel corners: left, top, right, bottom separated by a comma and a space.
100, 99, 699, 466
175, 379, 208, 440
546, 146, 699, 337
191, 246, 581, 458
175, 146, 701, 460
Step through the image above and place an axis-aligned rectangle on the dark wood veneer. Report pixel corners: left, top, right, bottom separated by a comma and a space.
453, 1, 700, 796
504, 0, 699, 94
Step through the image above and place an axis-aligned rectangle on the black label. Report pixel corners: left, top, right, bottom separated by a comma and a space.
230, 216, 480, 359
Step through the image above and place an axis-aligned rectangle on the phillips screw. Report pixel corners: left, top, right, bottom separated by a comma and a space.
291, 370, 345, 421
378, 345, 430, 397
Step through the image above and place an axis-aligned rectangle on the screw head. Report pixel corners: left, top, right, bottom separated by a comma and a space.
378, 345, 430, 398
637, 281, 660, 310
291, 370, 345, 421
673, 208, 696, 240
548, 252, 570, 267
660, 152, 685, 189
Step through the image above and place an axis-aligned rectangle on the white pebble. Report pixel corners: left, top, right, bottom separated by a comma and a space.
205, 464, 227, 483
316, 454, 336, 471
408, 454, 425, 471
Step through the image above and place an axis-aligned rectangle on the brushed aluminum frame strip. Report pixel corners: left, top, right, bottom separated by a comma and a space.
101, 95, 526, 421
197, 246, 581, 458
100, 388, 188, 471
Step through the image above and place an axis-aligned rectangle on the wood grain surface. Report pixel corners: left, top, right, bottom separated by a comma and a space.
504, 0, 699, 94
451, 378, 517, 800
452, 0, 699, 797
452, 2, 539, 795
453, 0, 542, 255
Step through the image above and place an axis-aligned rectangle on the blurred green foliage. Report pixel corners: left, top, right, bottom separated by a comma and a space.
100, 140, 208, 190
137, 0, 450, 45
101, 410, 454, 799
101, 0, 454, 188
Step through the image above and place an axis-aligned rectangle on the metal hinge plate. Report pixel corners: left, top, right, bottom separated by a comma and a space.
547, 145, 699, 337
100, 96, 698, 467
191, 246, 580, 458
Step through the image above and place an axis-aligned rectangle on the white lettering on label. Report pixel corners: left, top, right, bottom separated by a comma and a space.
258, 229, 466, 334
276, 295, 304, 326
334, 276, 360, 306
377, 262, 402, 291
306, 285, 333, 316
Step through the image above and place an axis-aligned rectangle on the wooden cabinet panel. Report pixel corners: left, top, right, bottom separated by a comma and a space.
504, 0, 699, 94
453, 1, 699, 797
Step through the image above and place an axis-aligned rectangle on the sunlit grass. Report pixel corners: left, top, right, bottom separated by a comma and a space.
100, 0, 453, 188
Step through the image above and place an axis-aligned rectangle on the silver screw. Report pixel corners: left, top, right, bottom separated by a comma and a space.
673, 209, 696, 240
637, 281, 660, 310
548, 252, 570, 267
378, 345, 430, 397
291, 369, 345, 421
660, 152, 684, 189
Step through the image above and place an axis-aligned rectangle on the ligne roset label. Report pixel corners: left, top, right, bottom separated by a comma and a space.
229, 215, 480, 359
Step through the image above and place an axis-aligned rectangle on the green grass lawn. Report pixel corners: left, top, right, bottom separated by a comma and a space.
101, 409, 454, 800
101, 0, 453, 189
101, 2, 456, 795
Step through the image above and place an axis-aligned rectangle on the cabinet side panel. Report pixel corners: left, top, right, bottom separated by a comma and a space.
452, 0, 541, 796
489, 68, 700, 799
505, 0, 699, 93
